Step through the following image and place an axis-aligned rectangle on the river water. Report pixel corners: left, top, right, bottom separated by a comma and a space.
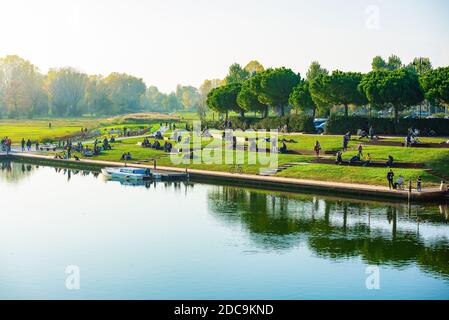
0, 161, 448, 299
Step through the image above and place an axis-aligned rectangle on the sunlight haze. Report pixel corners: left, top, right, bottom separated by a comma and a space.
1, 0, 448, 92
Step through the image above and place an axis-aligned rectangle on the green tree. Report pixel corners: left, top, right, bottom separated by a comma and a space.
142, 86, 167, 112
372, 56, 388, 71
309, 71, 367, 116
408, 57, 433, 76
420, 67, 449, 106
103, 73, 146, 114
306, 61, 328, 81
224, 63, 250, 85
176, 85, 202, 110
0, 55, 47, 118
47, 67, 88, 116
163, 93, 182, 112
206, 83, 243, 120
256, 67, 300, 116
372, 55, 403, 71
289, 79, 317, 117
85, 76, 112, 115
359, 69, 424, 122
387, 55, 403, 70
237, 80, 269, 117
306, 62, 330, 116
244, 60, 264, 76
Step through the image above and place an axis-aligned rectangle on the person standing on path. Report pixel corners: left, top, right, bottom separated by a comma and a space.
357, 144, 363, 158
387, 169, 395, 189
342, 134, 349, 151
314, 141, 321, 157
21, 138, 25, 152
369, 126, 374, 140
417, 176, 422, 192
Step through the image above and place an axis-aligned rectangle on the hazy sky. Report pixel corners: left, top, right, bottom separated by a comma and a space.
0, 0, 448, 92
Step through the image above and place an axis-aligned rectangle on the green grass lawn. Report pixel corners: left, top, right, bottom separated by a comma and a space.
59, 134, 443, 186
0, 119, 97, 143
5, 117, 448, 187
276, 163, 440, 186
0, 113, 180, 144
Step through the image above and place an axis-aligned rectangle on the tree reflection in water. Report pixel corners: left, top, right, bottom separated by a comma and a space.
207, 186, 449, 280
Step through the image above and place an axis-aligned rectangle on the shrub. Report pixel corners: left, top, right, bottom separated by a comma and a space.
325, 114, 449, 135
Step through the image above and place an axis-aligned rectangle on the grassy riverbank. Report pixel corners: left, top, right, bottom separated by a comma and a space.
57, 134, 446, 187
2, 114, 448, 187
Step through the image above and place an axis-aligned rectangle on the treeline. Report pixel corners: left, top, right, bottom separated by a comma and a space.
207, 55, 449, 122
0, 55, 225, 118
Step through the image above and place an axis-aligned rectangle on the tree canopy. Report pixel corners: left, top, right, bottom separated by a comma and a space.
237, 80, 269, 117
420, 67, 449, 106
244, 60, 264, 76
359, 68, 424, 121
256, 67, 300, 116
289, 79, 317, 117
47, 67, 88, 116
224, 63, 250, 85
206, 83, 243, 119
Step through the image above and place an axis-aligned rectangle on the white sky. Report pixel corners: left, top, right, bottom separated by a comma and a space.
0, 0, 448, 92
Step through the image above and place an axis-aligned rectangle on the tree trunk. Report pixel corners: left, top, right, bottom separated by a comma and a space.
239, 109, 245, 118
312, 106, 316, 119
276, 105, 285, 117
344, 104, 349, 117
225, 111, 228, 122
263, 106, 268, 118
394, 107, 399, 123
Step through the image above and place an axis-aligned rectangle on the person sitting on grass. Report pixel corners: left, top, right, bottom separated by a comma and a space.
394, 175, 405, 190
335, 151, 343, 165
121, 152, 132, 161
362, 153, 371, 167
152, 140, 161, 150
279, 141, 288, 154
359, 130, 369, 139
386, 155, 394, 167
74, 155, 80, 161
348, 153, 361, 166
164, 141, 173, 153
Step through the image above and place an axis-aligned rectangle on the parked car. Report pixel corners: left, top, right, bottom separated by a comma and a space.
314, 118, 327, 134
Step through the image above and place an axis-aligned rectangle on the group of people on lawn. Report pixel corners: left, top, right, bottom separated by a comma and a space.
141, 137, 173, 152
325, 128, 431, 192
1, 137, 12, 154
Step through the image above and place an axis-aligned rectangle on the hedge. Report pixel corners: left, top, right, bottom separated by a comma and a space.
325, 114, 449, 135
200, 115, 315, 133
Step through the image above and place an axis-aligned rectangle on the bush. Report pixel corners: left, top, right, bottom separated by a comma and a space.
200, 115, 315, 133
325, 114, 449, 135
288, 114, 315, 133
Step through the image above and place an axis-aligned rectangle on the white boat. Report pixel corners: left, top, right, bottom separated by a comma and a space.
101, 167, 151, 180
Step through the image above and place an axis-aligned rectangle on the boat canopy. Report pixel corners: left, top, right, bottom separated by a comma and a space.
119, 168, 149, 174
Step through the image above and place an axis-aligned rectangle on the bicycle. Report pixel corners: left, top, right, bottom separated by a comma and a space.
229, 164, 243, 174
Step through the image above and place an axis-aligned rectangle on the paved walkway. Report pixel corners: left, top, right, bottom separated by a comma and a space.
3, 152, 447, 202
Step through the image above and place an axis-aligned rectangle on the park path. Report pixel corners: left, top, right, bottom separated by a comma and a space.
3, 152, 447, 202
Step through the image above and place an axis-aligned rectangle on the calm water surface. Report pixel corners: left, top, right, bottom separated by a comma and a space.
1, 161, 448, 299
